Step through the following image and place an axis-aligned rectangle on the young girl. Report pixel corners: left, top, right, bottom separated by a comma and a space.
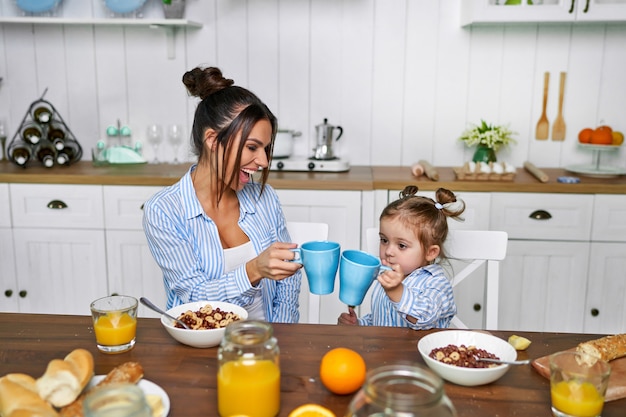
338, 185, 465, 329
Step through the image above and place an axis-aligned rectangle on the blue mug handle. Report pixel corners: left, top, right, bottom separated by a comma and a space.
288, 248, 302, 263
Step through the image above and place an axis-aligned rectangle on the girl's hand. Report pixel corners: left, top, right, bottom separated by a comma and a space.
337, 307, 358, 325
246, 242, 302, 283
377, 262, 404, 303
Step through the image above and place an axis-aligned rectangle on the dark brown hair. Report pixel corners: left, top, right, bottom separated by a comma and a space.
182, 66, 277, 202
380, 185, 465, 259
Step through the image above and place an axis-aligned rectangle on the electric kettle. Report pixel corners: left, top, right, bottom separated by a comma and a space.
313, 118, 343, 160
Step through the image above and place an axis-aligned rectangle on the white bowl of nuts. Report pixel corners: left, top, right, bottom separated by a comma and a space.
161, 301, 248, 348
417, 330, 517, 386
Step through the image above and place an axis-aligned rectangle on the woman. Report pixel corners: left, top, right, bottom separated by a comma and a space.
143, 66, 302, 323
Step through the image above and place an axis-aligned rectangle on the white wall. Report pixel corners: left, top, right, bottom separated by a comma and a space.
0, 0, 625, 169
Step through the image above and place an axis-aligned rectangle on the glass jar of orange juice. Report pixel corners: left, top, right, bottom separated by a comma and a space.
217, 320, 280, 417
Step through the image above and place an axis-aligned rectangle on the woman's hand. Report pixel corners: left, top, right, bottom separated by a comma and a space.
246, 242, 302, 284
337, 307, 358, 325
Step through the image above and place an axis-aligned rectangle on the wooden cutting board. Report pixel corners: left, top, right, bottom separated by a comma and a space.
532, 347, 626, 402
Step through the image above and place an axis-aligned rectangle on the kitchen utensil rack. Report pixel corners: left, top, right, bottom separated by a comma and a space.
7, 96, 83, 168
565, 144, 626, 178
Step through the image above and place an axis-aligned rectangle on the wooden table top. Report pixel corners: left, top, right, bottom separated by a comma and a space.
1, 313, 624, 417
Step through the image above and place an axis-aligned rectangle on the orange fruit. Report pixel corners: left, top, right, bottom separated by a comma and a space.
578, 128, 593, 144
319, 347, 366, 395
288, 404, 336, 417
591, 126, 613, 145
612, 131, 624, 146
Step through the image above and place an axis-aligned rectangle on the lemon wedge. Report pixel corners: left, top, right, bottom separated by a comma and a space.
508, 335, 532, 350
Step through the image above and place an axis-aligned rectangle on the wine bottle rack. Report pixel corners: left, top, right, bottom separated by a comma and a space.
7, 98, 83, 168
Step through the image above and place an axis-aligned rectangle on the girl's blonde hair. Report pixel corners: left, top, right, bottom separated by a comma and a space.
380, 185, 465, 259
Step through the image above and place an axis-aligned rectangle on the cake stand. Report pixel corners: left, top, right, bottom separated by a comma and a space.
565, 144, 626, 178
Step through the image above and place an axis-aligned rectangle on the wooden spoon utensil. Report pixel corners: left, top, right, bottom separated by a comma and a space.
551, 71, 567, 141
535, 72, 550, 140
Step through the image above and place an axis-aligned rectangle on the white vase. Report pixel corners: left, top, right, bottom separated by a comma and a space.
163, 0, 185, 19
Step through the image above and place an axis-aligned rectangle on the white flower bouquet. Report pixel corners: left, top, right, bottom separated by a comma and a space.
459, 120, 517, 151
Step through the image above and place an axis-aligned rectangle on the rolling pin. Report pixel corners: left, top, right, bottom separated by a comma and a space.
418, 160, 439, 181
523, 161, 549, 183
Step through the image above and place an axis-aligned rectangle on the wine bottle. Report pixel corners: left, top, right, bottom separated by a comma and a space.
56, 140, 79, 165
22, 123, 43, 145
35, 140, 56, 168
48, 124, 66, 151
8, 142, 33, 166
32, 103, 53, 124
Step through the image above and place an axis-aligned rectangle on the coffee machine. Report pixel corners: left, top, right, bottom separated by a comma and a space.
270, 118, 349, 172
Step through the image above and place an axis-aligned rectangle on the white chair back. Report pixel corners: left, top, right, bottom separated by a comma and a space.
365, 227, 508, 330
286, 221, 329, 324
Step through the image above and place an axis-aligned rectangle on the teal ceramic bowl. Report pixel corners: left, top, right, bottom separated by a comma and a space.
104, 0, 146, 14
16, 0, 61, 13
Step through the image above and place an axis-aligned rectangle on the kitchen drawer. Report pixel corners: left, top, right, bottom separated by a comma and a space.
591, 194, 626, 242
10, 184, 104, 229
104, 185, 162, 230
0, 184, 10, 228
490, 193, 593, 241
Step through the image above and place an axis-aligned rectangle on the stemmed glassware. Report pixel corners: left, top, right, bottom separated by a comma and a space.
146, 124, 163, 164
168, 124, 183, 164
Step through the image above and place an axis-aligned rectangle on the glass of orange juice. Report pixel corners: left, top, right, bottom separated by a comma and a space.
90, 295, 138, 354
549, 351, 611, 417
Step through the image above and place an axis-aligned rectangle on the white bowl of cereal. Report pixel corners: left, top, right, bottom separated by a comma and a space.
417, 330, 517, 387
161, 301, 248, 348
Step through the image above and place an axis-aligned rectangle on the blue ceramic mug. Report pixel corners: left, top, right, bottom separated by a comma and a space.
291, 241, 341, 295
339, 250, 391, 306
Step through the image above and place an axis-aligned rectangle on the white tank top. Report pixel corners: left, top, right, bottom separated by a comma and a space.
223, 241, 266, 321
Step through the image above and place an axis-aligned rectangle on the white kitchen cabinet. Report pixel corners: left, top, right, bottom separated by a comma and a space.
0, 184, 18, 312
8, 184, 107, 314
103, 186, 165, 318
276, 189, 362, 324
500, 240, 590, 332
461, 0, 626, 26
584, 242, 626, 334
492, 193, 594, 332
584, 194, 626, 334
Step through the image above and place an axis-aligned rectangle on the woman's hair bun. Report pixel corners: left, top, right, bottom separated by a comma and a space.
182, 67, 235, 100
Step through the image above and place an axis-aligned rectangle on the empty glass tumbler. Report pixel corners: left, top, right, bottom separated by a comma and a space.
347, 364, 457, 417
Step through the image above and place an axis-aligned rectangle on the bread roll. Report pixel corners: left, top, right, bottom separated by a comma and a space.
0, 373, 59, 417
577, 333, 626, 363
36, 349, 94, 408
59, 362, 144, 417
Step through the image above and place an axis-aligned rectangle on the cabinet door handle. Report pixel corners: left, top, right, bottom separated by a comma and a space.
583, 0, 590, 13
569, 0, 575, 13
473, 303, 482, 312
47, 199, 68, 209
140, 203, 144, 210
19, 290, 27, 298
590, 308, 599, 317
4, 289, 12, 297
529, 209, 552, 220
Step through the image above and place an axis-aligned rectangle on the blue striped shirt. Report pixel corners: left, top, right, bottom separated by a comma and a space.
357, 263, 456, 329
143, 165, 301, 323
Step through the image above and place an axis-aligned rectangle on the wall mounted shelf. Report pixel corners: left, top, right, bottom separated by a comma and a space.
0, 18, 202, 59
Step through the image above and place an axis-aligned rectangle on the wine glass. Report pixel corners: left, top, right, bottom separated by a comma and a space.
168, 124, 183, 164
146, 124, 163, 164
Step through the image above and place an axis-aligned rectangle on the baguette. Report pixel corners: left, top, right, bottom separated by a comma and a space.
36, 349, 94, 408
576, 333, 626, 364
59, 362, 144, 417
0, 373, 59, 417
